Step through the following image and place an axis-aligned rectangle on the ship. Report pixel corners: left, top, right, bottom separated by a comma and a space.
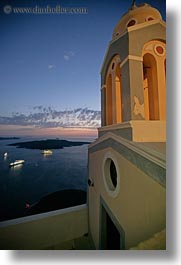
3, 152, 8, 158
9, 160, 25, 167
42, 150, 53, 155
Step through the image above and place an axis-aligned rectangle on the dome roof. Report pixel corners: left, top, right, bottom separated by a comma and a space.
112, 3, 162, 39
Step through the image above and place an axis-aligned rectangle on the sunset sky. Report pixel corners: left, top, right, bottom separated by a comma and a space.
0, 0, 166, 137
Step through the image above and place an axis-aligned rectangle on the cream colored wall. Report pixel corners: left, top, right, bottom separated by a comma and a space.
131, 120, 166, 142
88, 148, 165, 249
0, 205, 88, 250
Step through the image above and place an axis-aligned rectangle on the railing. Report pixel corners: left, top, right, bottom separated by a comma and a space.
0, 204, 88, 250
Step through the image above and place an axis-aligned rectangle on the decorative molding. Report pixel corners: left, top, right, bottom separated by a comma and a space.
89, 132, 166, 187
154, 44, 166, 57
145, 43, 154, 51
120, 55, 143, 68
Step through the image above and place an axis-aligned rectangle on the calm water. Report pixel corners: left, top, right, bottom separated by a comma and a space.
0, 136, 94, 221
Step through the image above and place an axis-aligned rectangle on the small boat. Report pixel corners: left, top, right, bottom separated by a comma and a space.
25, 203, 31, 209
3, 152, 8, 158
9, 160, 25, 167
42, 150, 53, 155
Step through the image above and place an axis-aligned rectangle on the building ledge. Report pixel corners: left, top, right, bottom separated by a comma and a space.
0, 204, 88, 250
98, 120, 166, 142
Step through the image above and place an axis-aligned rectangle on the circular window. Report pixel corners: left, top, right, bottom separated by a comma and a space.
156, 46, 164, 54
154, 44, 166, 56
110, 160, 117, 188
103, 153, 120, 197
146, 17, 154, 21
127, 19, 136, 27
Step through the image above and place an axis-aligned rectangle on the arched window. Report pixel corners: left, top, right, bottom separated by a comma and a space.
142, 40, 166, 121
115, 64, 123, 122
104, 55, 123, 126
143, 53, 159, 120
106, 74, 113, 125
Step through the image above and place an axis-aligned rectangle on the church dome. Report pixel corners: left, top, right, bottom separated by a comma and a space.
112, 3, 162, 39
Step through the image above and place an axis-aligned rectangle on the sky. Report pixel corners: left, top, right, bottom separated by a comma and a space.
0, 0, 166, 137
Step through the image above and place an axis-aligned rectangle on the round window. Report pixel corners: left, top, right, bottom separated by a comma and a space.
154, 44, 166, 56
146, 17, 154, 21
110, 160, 117, 188
103, 154, 120, 197
127, 19, 136, 27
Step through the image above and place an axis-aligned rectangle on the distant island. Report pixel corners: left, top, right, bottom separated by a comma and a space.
0, 137, 20, 141
8, 139, 90, 150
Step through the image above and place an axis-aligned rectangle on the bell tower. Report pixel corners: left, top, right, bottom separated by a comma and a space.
100, 2, 166, 142
88, 2, 166, 250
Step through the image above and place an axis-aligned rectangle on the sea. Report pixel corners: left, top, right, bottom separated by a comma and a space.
0, 136, 95, 221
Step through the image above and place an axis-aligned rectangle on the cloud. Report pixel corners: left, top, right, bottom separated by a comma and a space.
33, 106, 43, 111
0, 125, 98, 137
63, 55, 69, 61
0, 107, 101, 129
48, 64, 56, 70
63, 51, 75, 61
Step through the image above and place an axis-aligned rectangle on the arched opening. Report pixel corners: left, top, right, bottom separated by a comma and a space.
115, 64, 123, 123
104, 55, 122, 126
106, 74, 113, 125
143, 53, 159, 120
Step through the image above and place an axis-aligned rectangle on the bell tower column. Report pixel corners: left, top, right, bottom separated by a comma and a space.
101, 85, 106, 126
128, 57, 145, 120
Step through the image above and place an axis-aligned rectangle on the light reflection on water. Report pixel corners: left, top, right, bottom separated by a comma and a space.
43, 154, 52, 158
10, 164, 23, 171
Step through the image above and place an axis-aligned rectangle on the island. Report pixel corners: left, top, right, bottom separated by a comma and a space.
0, 137, 20, 141
8, 139, 90, 150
